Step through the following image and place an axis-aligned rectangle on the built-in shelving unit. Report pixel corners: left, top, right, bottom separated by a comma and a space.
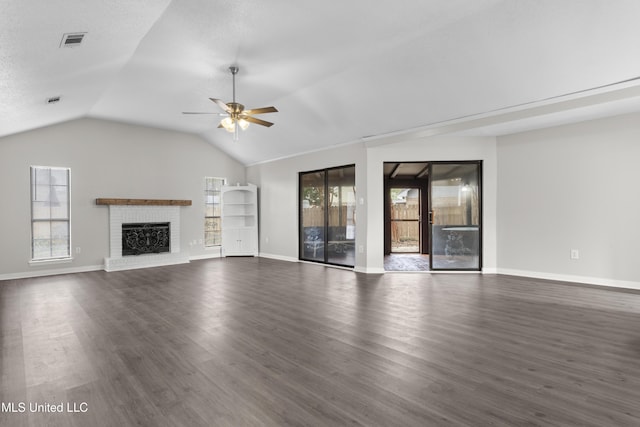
221, 184, 258, 256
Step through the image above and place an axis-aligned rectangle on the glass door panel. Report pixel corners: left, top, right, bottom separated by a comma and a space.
390, 187, 420, 253
327, 166, 356, 266
300, 171, 326, 262
429, 162, 481, 270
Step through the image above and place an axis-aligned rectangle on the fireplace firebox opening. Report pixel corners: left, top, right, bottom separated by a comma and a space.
122, 222, 170, 256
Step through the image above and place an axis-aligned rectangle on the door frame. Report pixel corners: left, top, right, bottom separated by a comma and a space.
384, 179, 429, 255
298, 164, 356, 268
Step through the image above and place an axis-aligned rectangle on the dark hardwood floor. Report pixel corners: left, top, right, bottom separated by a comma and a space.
2, 258, 640, 426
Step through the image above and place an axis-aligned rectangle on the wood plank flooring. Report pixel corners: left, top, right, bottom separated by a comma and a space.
2, 258, 640, 426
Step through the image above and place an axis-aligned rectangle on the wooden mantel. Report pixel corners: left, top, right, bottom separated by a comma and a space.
96, 198, 192, 206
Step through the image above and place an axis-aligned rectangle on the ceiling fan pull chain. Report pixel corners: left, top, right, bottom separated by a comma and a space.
230, 66, 238, 103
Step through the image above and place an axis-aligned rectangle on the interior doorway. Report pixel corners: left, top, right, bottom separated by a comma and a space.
384, 162, 430, 271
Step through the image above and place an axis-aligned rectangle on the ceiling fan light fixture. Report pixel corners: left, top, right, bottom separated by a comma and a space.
220, 117, 250, 132
220, 117, 235, 132
238, 118, 250, 130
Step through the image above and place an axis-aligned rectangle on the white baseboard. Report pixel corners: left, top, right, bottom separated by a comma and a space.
190, 252, 223, 261
0, 264, 104, 281
259, 252, 299, 263
353, 266, 385, 274
497, 268, 640, 291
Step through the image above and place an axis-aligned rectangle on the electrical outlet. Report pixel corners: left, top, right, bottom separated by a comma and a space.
358, 245, 364, 254
570, 249, 579, 260
75, 247, 81, 254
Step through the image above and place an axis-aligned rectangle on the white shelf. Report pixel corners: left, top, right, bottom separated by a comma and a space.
221, 184, 258, 257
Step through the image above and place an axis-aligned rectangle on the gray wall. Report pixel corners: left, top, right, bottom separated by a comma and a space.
247, 135, 497, 274
0, 118, 245, 278
365, 135, 498, 273
246, 143, 367, 268
496, 112, 640, 287
3, 112, 639, 289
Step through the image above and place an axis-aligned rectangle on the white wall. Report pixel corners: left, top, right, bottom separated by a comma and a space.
246, 143, 366, 267
497, 113, 640, 288
365, 135, 498, 273
0, 118, 245, 279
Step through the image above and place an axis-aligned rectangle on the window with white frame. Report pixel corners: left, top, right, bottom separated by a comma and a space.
204, 177, 225, 246
31, 166, 71, 260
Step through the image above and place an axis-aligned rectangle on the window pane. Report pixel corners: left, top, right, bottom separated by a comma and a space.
206, 178, 222, 191
205, 231, 221, 246
51, 221, 69, 239
32, 201, 51, 219
34, 168, 50, 185
205, 217, 220, 232
33, 221, 51, 239
205, 217, 221, 245
51, 239, 69, 257
34, 184, 51, 202
50, 168, 68, 185
33, 240, 52, 259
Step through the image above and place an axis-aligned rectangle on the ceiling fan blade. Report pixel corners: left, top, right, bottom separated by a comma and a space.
243, 106, 278, 115
182, 112, 228, 116
242, 115, 274, 127
209, 98, 231, 112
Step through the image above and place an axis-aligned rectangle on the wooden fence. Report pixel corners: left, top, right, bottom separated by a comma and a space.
389, 198, 479, 248
302, 206, 352, 227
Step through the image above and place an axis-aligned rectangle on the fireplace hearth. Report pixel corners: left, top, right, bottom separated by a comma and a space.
122, 222, 170, 256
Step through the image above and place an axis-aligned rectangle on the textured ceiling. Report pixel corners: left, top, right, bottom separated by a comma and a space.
2, 0, 640, 165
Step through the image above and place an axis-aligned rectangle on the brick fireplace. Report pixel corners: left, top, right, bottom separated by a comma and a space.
96, 198, 191, 272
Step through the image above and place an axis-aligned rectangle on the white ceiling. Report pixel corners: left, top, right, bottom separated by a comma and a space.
2, 0, 640, 165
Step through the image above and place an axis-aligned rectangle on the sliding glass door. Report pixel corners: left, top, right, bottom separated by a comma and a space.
300, 165, 355, 267
429, 162, 482, 270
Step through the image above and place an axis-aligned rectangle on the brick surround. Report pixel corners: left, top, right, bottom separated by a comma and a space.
104, 205, 189, 271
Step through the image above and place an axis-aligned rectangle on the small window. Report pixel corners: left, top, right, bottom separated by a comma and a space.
204, 177, 225, 246
31, 166, 71, 260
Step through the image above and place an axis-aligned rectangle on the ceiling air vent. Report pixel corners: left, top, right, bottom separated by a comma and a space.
46, 96, 62, 104
60, 32, 86, 48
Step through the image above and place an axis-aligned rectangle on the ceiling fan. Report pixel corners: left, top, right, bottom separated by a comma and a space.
183, 66, 278, 141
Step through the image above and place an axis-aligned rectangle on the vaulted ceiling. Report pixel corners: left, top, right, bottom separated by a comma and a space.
2, 1, 640, 165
